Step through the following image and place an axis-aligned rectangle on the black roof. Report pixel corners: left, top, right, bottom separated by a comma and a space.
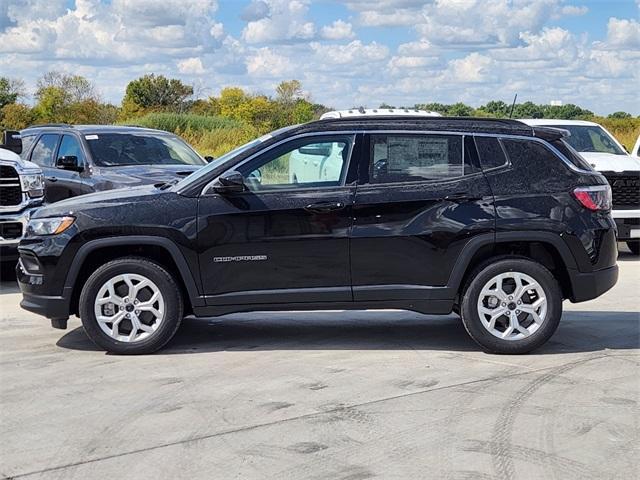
21, 124, 171, 135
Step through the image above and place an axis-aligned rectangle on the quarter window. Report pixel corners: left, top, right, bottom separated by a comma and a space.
475, 136, 508, 170
238, 136, 352, 191
19, 135, 36, 161
369, 134, 464, 184
30, 134, 59, 167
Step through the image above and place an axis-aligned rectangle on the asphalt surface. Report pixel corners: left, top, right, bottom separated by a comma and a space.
0, 247, 638, 480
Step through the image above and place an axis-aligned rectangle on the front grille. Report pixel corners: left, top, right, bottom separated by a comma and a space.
602, 172, 640, 209
0, 222, 23, 239
0, 165, 22, 206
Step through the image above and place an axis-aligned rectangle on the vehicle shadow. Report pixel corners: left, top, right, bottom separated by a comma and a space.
56, 309, 640, 355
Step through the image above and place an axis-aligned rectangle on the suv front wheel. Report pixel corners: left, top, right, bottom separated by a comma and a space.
79, 257, 184, 354
460, 258, 562, 354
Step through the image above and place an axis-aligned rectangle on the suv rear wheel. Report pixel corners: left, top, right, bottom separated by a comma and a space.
79, 257, 183, 354
460, 258, 562, 354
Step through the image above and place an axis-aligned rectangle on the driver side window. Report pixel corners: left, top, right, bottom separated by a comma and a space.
239, 136, 352, 191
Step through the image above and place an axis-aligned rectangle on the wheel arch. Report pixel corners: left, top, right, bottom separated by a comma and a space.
65, 236, 203, 316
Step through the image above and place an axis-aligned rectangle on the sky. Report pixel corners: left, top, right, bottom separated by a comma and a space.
1, 0, 639, 115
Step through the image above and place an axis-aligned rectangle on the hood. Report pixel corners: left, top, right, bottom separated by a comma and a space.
0, 148, 41, 173
579, 152, 640, 173
92, 164, 202, 187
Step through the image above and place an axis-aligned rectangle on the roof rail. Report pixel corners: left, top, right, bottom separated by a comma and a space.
320, 108, 442, 120
24, 123, 73, 129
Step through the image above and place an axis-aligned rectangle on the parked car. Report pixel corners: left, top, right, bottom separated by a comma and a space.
17, 112, 618, 355
632, 134, 639, 158
19, 125, 208, 203
1, 132, 45, 264
521, 119, 639, 255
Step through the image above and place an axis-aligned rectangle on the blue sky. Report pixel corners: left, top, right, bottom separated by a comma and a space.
1, 0, 639, 114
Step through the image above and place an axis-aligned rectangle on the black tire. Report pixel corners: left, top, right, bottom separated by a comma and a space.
460, 258, 562, 354
79, 257, 183, 354
626, 241, 639, 256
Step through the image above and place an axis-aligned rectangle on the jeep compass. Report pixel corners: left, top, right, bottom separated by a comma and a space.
17, 112, 618, 354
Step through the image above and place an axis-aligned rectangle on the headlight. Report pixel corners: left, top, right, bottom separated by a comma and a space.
20, 173, 45, 198
27, 216, 75, 236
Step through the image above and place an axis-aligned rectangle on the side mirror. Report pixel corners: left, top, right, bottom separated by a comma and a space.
1, 130, 22, 155
57, 155, 83, 172
213, 170, 246, 193
204, 155, 215, 162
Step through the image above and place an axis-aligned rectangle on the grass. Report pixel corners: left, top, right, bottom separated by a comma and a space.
594, 117, 640, 152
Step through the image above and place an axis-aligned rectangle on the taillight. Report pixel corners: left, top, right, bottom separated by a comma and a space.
573, 185, 611, 211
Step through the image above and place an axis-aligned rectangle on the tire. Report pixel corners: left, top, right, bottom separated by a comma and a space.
626, 241, 639, 256
460, 258, 562, 354
79, 257, 183, 354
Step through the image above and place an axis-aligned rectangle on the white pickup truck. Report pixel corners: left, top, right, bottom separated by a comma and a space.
1, 132, 45, 264
521, 119, 640, 255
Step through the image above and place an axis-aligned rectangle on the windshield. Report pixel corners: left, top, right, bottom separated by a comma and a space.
173, 125, 299, 190
552, 125, 626, 155
85, 133, 206, 167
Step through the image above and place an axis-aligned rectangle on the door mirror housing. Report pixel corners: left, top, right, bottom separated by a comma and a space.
204, 155, 215, 162
56, 155, 83, 172
213, 170, 246, 193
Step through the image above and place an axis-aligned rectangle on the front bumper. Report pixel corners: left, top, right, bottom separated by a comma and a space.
16, 257, 72, 322
0, 207, 40, 259
568, 264, 619, 303
611, 209, 639, 241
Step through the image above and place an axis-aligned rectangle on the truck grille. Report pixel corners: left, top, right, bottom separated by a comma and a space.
0, 222, 22, 239
602, 172, 640, 209
0, 165, 22, 206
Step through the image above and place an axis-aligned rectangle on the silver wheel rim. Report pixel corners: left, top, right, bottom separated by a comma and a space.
477, 271, 547, 341
94, 273, 165, 343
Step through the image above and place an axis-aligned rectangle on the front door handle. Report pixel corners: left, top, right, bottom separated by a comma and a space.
444, 192, 482, 202
46, 176, 58, 182
304, 201, 345, 214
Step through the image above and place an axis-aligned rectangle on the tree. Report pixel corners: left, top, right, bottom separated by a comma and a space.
448, 102, 474, 117
0, 77, 25, 110
37, 72, 97, 104
275, 80, 304, 106
478, 100, 510, 117
513, 101, 544, 119
122, 74, 193, 115
608, 111, 632, 119
1, 103, 35, 129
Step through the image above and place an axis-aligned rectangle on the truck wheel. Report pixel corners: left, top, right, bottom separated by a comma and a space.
460, 258, 562, 354
79, 257, 183, 354
626, 241, 639, 256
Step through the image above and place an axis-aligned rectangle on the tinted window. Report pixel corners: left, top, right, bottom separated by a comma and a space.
550, 139, 594, 171
30, 134, 59, 167
239, 137, 351, 191
57, 135, 85, 165
19, 135, 36, 161
475, 136, 508, 170
369, 134, 463, 184
551, 125, 626, 155
501, 139, 561, 167
85, 133, 205, 167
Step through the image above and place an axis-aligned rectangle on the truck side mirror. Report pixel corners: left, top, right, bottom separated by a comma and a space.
57, 155, 83, 172
1, 130, 22, 155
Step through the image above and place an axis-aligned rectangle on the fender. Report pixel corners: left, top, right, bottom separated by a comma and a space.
446, 231, 579, 292
62, 235, 205, 308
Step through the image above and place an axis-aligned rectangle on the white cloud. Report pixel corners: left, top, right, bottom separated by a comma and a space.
605, 17, 640, 49
309, 40, 389, 65
178, 57, 205, 74
241, 1, 270, 21
242, 0, 316, 44
447, 52, 493, 82
246, 47, 294, 77
321, 20, 355, 40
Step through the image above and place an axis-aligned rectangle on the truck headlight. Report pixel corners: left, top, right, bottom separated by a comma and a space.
27, 216, 75, 236
20, 173, 45, 198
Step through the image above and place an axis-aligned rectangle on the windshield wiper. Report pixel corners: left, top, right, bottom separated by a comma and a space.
155, 178, 180, 190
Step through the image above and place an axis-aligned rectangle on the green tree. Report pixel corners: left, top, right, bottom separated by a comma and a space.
122, 74, 193, 116
275, 80, 304, 106
448, 102, 474, 117
513, 101, 544, 118
0, 103, 35, 129
0, 77, 25, 110
478, 100, 510, 117
608, 111, 632, 119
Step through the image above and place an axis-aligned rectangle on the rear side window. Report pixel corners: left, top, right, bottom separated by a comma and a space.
30, 134, 59, 167
549, 139, 594, 171
369, 134, 464, 184
475, 136, 508, 170
501, 139, 563, 168
19, 135, 36, 161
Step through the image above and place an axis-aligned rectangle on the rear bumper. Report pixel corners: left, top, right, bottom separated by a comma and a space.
568, 264, 618, 303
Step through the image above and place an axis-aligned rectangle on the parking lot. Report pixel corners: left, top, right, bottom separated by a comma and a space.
0, 248, 637, 480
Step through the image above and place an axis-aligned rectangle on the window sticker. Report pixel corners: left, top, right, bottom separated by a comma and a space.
85, 135, 99, 140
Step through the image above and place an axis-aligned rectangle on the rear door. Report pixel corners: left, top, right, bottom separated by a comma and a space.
197, 133, 360, 306
350, 132, 495, 301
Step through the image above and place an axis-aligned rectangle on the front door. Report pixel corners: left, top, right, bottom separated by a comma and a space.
51, 134, 89, 200
350, 133, 495, 301
197, 134, 359, 306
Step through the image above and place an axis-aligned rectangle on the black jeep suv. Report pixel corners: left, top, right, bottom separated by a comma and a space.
19, 125, 207, 203
16, 115, 618, 355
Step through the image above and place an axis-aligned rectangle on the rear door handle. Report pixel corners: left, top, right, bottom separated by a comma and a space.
304, 201, 345, 214
444, 192, 482, 202
46, 176, 58, 182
